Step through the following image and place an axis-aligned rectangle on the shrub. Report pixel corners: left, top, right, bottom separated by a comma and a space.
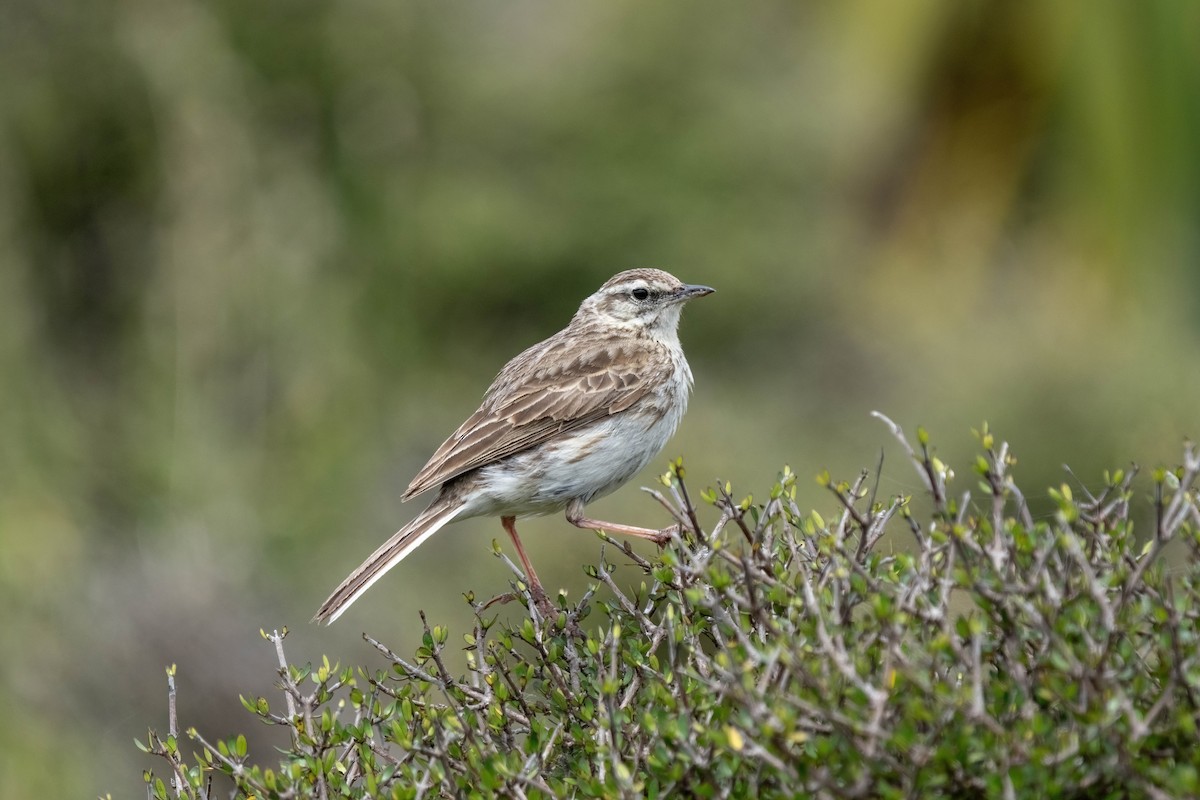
137, 417, 1200, 799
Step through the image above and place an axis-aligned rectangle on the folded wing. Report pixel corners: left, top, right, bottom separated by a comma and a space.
403, 334, 665, 500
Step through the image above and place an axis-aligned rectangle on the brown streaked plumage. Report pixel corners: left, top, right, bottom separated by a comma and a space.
313, 268, 713, 624
404, 337, 670, 499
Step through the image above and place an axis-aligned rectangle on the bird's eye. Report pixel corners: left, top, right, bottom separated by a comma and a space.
631, 287, 650, 301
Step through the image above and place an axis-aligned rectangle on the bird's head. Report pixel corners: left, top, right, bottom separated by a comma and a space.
575, 268, 714, 339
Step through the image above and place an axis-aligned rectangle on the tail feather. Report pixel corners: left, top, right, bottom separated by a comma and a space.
313, 500, 466, 624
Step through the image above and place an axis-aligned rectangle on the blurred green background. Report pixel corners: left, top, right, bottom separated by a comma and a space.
3, 1, 1199, 795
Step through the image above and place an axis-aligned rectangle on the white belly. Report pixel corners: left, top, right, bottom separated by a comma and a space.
467, 368, 690, 518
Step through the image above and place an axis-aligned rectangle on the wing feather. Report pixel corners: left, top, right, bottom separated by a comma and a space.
402, 334, 665, 500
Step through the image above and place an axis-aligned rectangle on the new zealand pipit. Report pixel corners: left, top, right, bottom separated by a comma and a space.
314, 269, 713, 623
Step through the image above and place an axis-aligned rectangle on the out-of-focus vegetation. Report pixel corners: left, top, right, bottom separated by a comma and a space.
1, 2, 1198, 796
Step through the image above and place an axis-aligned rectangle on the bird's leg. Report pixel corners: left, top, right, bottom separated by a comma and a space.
565, 498, 679, 547
501, 516, 555, 616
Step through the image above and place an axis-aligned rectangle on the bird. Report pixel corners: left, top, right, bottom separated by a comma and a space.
313, 268, 713, 624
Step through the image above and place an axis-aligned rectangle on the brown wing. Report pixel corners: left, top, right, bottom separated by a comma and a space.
402, 334, 664, 500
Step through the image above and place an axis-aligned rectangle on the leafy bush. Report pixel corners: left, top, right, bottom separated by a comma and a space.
137, 417, 1200, 799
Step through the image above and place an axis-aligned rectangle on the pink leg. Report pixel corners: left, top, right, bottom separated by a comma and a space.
501, 516, 555, 615
565, 499, 678, 546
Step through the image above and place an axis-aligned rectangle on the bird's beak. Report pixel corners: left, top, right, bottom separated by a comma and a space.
674, 283, 715, 302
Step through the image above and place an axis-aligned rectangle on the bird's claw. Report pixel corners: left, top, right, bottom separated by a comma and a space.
652, 523, 683, 547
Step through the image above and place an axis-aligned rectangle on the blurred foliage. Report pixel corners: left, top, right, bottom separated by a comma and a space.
1, 1, 1199, 796
139, 435, 1200, 798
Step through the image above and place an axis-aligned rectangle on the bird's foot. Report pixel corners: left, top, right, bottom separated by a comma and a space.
483, 586, 557, 619
650, 523, 683, 547
530, 584, 557, 619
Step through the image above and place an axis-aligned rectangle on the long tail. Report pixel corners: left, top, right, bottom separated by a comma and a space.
313, 498, 466, 624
